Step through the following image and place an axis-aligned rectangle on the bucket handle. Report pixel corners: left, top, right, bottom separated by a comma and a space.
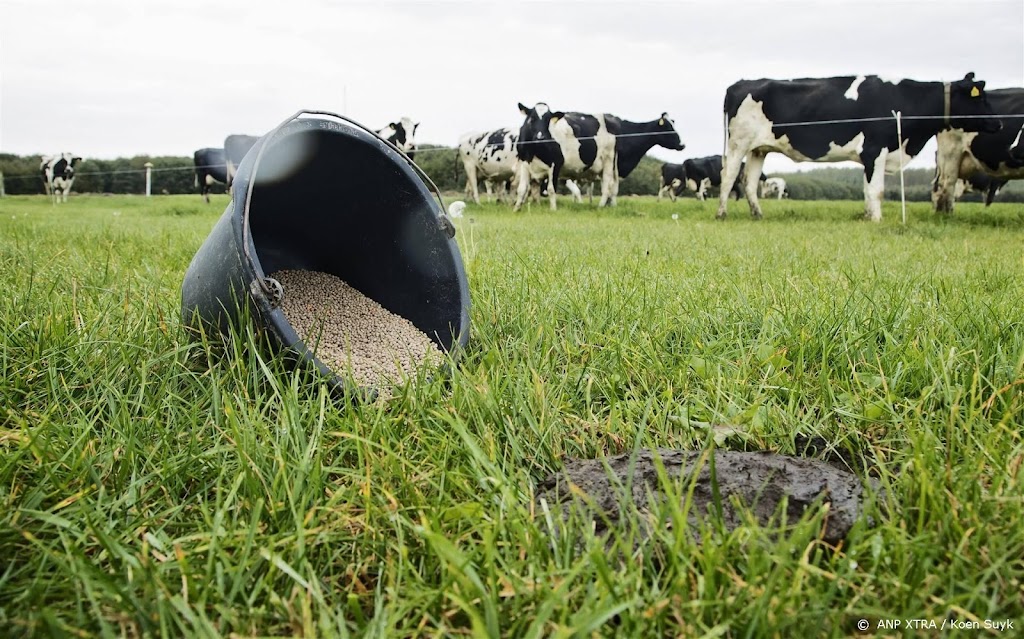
240, 109, 455, 302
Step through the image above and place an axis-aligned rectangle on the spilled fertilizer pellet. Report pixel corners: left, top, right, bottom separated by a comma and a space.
271, 269, 443, 395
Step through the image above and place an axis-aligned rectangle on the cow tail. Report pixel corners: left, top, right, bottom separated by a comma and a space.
722, 108, 728, 160
453, 148, 460, 186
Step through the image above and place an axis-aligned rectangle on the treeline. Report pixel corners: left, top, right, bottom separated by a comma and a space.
0, 154, 224, 196
3, 150, 1022, 202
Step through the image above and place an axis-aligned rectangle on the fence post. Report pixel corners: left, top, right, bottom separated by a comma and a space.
144, 162, 153, 197
0, 171, 5, 198
891, 110, 907, 225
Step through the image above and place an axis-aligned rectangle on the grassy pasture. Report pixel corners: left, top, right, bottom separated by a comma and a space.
1, 193, 1023, 637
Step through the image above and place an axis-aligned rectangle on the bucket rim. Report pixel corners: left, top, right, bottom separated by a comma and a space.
226, 109, 470, 397
239, 109, 453, 302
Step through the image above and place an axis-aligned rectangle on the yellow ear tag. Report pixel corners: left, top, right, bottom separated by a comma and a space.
659, 118, 665, 125
971, 86, 980, 97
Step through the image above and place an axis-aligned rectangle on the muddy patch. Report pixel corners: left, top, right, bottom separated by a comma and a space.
536, 449, 869, 545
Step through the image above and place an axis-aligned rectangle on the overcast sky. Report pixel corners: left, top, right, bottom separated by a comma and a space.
1, 0, 1022, 173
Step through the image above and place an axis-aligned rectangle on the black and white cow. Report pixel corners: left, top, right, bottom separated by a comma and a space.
458, 128, 520, 204
378, 118, 419, 160
193, 147, 228, 204
513, 103, 606, 211
932, 87, 1024, 212
659, 163, 687, 201
962, 172, 1007, 205
40, 153, 83, 203
932, 168, 1007, 207
513, 103, 683, 211
224, 134, 259, 187
761, 177, 787, 199
610, 112, 685, 195
682, 155, 760, 201
718, 73, 1001, 221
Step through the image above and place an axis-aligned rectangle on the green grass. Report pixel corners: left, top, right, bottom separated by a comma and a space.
2, 193, 1023, 637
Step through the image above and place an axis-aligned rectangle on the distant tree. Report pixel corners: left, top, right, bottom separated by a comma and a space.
414, 145, 461, 193
619, 157, 662, 196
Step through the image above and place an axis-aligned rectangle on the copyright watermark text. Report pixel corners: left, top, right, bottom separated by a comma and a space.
854, 618, 1015, 633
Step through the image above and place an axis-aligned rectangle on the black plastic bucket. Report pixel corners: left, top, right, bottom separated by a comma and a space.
181, 110, 470, 395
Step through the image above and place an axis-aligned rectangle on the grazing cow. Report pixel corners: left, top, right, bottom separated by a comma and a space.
378, 117, 419, 160
718, 73, 1001, 221
932, 88, 1024, 212
569, 111, 686, 205
679, 155, 764, 201
513, 103, 683, 210
659, 163, 687, 200
458, 128, 520, 204
224, 134, 259, 187
961, 172, 1008, 205
932, 169, 1007, 208
762, 176, 788, 199
193, 148, 228, 204
40, 153, 83, 203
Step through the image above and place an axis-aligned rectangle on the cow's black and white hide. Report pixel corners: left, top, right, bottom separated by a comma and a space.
40, 153, 83, 203
378, 117, 419, 160
193, 147, 228, 204
718, 73, 1000, 221
458, 128, 521, 204
932, 87, 1024, 212
761, 176, 787, 199
681, 155, 761, 201
513, 103, 683, 211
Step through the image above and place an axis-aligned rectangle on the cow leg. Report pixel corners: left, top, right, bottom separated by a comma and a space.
484, 179, 494, 204
698, 178, 710, 202
717, 144, 748, 220
466, 164, 481, 205
513, 163, 530, 212
548, 164, 559, 210
861, 147, 888, 222
932, 134, 962, 214
658, 176, 666, 200
743, 151, 766, 219
670, 179, 680, 202
985, 181, 1006, 206
566, 180, 583, 203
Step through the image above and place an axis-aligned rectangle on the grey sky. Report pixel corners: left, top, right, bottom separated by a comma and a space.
1, 0, 1022, 173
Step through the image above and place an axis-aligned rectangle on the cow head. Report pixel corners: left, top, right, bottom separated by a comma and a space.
65, 154, 82, 179
949, 72, 1001, 134
516, 102, 564, 162
381, 117, 418, 159
653, 112, 686, 151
